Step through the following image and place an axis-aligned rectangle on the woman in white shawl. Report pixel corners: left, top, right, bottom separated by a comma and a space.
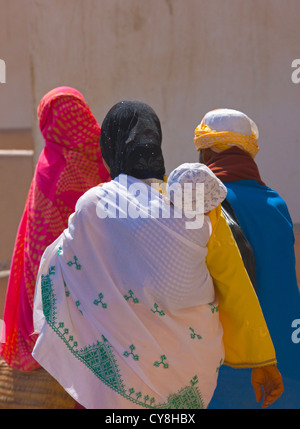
32, 101, 283, 409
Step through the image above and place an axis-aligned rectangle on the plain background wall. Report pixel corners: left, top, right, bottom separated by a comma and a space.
0, 0, 34, 265
26, 0, 300, 224
0, 0, 32, 129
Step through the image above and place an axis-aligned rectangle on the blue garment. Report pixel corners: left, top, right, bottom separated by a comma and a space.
209, 180, 300, 409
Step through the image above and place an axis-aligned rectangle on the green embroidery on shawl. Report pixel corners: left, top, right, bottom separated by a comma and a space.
63, 281, 70, 297
93, 293, 107, 309
124, 290, 139, 303
77, 338, 125, 392
40, 266, 207, 409
57, 322, 74, 344
40, 268, 124, 392
57, 246, 63, 255
67, 256, 81, 270
189, 327, 202, 340
156, 376, 205, 409
123, 344, 139, 361
128, 388, 156, 406
154, 355, 169, 369
41, 266, 57, 325
150, 303, 165, 316
190, 375, 198, 386
209, 303, 218, 314
76, 300, 83, 315
143, 395, 156, 406
216, 358, 223, 372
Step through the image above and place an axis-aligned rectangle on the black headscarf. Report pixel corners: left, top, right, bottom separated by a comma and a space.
100, 100, 165, 180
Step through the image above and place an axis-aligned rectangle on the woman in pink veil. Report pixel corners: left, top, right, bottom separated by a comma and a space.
0, 86, 110, 372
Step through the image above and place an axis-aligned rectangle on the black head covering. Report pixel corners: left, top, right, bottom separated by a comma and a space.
100, 100, 165, 180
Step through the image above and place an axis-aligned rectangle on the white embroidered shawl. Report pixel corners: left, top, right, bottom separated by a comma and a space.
32, 175, 224, 409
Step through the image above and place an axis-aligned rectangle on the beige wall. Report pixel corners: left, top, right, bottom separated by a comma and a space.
1, 0, 300, 317
0, 0, 34, 275
28, 0, 300, 224
0, 0, 32, 129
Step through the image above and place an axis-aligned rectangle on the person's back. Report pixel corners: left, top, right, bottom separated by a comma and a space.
78, 174, 217, 311
0, 86, 109, 372
194, 108, 300, 408
32, 172, 226, 409
209, 179, 300, 408
226, 180, 299, 379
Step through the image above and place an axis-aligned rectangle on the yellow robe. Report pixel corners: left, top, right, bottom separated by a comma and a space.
207, 206, 276, 368
160, 178, 275, 369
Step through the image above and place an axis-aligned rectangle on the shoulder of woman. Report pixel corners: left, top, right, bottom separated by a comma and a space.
75, 185, 104, 212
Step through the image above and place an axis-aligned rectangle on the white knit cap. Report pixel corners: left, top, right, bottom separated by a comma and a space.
167, 162, 227, 214
204, 108, 259, 138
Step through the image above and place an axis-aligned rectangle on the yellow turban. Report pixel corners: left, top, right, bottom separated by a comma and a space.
194, 109, 260, 158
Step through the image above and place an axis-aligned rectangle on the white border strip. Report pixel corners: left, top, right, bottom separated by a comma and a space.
0, 150, 34, 157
